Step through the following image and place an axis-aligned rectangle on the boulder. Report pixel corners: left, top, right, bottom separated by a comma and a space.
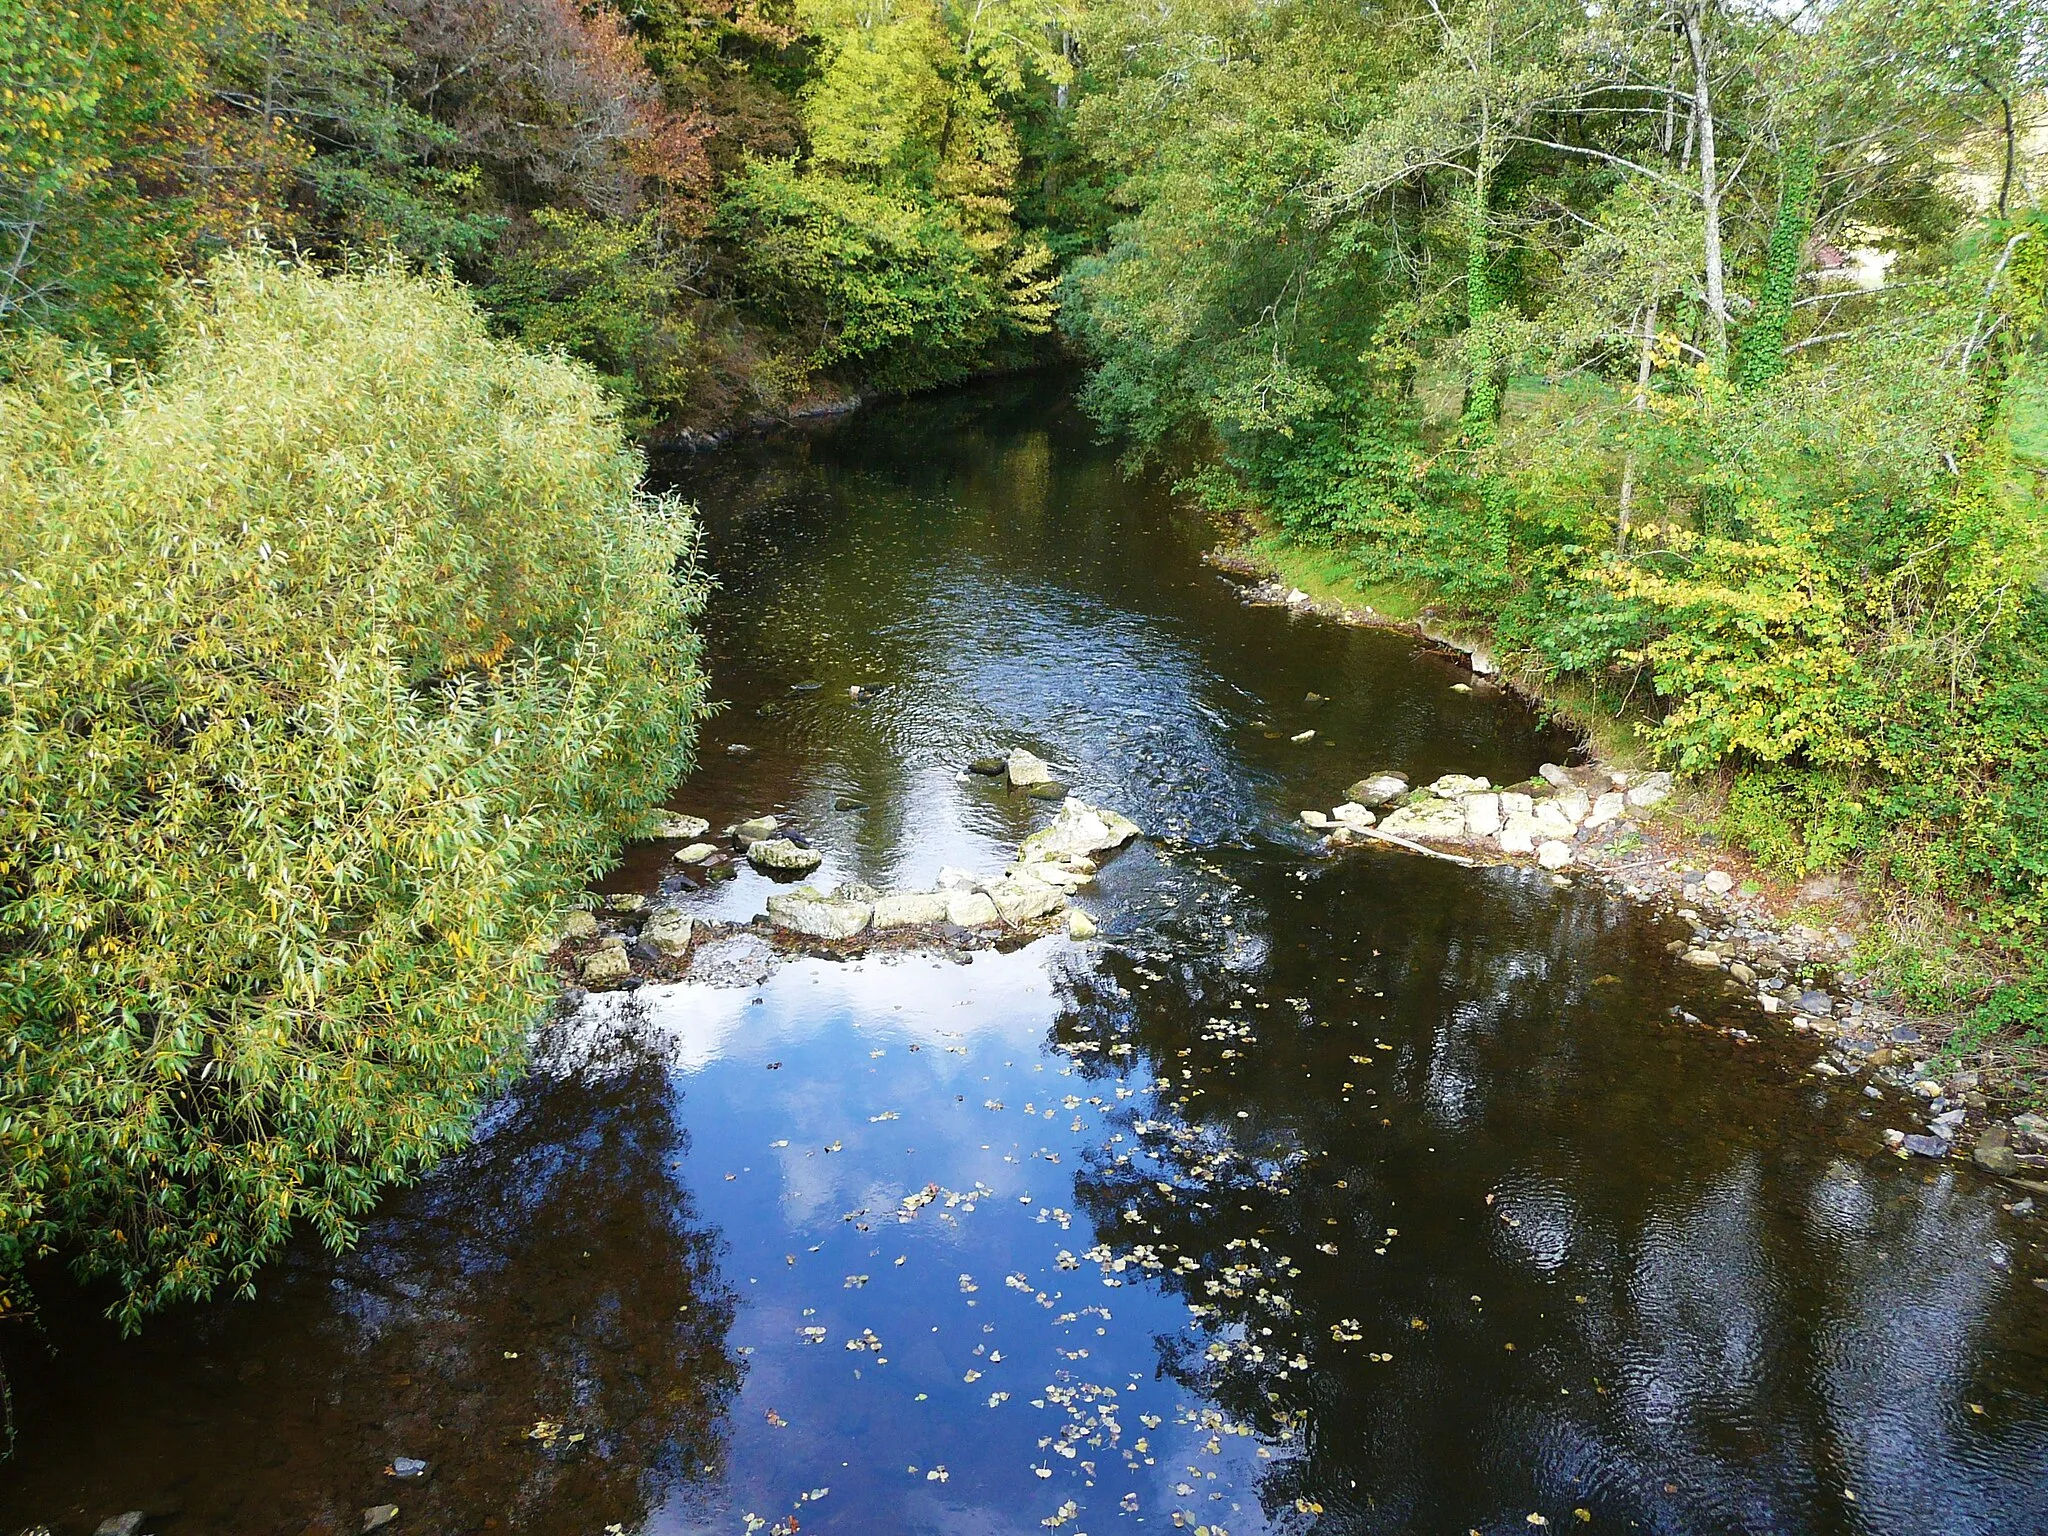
1536, 839, 1574, 870
1538, 763, 1574, 790
748, 838, 823, 873
1498, 791, 1534, 818
650, 813, 711, 841
1378, 798, 1470, 841
1682, 948, 1722, 968
1067, 909, 1099, 940
1531, 800, 1578, 840
1346, 773, 1410, 808
1331, 802, 1378, 831
1555, 790, 1591, 826
642, 905, 695, 958
1006, 748, 1057, 787
1498, 813, 1539, 855
1973, 1129, 2022, 1177
1299, 809, 1333, 830
1018, 798, 1142, 863
730, 816, 782, 846
1424, 773, 1490, 797
946, 890, 1001, 927
1626, 772, 1674, 809
1464, 793, 1502, 838
872, 890, 951, 929
580, 939, 631, 984
936, 866, 982, 891
556, 910, 599, 943
1585, 791, 1627, 830
767, 886, 873, 940
982, 872, 1067, 925
1702, 870, 1736, 896
674, 842, 721, 865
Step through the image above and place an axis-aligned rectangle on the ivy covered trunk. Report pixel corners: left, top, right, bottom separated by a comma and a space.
1462, 170, 1500, 441
1736, 136, 1819, 390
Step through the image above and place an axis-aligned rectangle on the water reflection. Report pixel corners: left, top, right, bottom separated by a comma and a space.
2, 1044, 739, 1534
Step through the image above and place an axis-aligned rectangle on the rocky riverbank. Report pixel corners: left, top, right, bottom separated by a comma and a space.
1213, 549, 2048, 1198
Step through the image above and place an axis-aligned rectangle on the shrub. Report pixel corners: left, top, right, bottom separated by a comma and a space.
0, 255, 707, 1326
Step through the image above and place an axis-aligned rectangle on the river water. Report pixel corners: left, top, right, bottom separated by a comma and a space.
5, 377, 2046, 1535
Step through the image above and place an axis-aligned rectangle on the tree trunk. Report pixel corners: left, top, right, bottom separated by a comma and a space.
1684, 3, 1727, 367
1735, 135, 1817, 390
1618, 302, 1657, 550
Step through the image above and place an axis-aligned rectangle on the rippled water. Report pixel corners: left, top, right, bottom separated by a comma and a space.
5, 377, 2045, 1536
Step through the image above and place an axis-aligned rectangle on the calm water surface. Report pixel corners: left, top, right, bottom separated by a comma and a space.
5, 378, 2046, 1536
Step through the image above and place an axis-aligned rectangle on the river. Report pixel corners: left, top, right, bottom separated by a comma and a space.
4, 376, 2045, 1535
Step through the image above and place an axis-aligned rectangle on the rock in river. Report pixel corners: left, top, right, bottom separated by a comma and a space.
649, 813, 711, 841
946, 889, 1001, 927
872, 890, 952, 929
674, 841, 720, 865
1377, 797, 1470, 841
642, 904, 695, 958
1347, 772, 1410, 807
730, 815, 782, 846
982, 871, 1067, 925
767, 885, 874, 940
1018, 798, 1142, 863
1006, 748, 1057, 787
748, 837, 823, 873
579, 938, 631, 984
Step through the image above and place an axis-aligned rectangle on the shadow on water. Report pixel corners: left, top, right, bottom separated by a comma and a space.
5, 374, 2045, 1536
1, 1035, 740, 1534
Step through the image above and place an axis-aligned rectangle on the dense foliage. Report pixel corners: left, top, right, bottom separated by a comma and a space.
1062, 0, 2048, 1035
0, 0, 1077, 425
0, 258, 707, 1324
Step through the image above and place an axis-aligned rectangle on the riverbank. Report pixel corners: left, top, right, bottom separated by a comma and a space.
1210, 528, 2048, 1178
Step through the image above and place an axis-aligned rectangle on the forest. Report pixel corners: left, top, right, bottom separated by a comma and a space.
3, 0, 2046, 1326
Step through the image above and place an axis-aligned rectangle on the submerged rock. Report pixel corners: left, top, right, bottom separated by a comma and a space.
968, 756, 1008, 775
363, 1507, 400, 1533
747, 838, 823, 873
1006, 748, 1057, 787
1027, 781, 1068, 801
872, 890, 952, 929
642, 905, 695, 959
767, 886, 873, 940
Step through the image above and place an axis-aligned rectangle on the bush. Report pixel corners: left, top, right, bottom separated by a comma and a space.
0, 256, 707, 1326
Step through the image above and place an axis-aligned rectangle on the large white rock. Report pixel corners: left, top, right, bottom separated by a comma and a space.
767, 886, 873, 940
1585, 791, 1627, 830
1066, 909, 1099, 940
1498, 791, 1534, 818
642, 905, 695, 958
982, 872, 1067, 925
1331, 802, 1378, 831
1300, 809, 1333, 829
1555, 790, 1591, 826
1498, 812, 1539, 855
649, 813, 710, 841
872, 890, 952, 929
1006, 748, 1057, 787
1536, 839, 1573, 870
1538, 763, 1575, 790
1626, 771, 1674, 808
1425, 773, 1491, 797
674, 841, 720, 865
1018, 798, 1141, 863
729, 816, 781, 846
1464, 793, 1502, 838
946, 890, 1001, 927
748, 837, 823, 873
936, 866, 982, 891
1531, 801, 1579, 840
1378, 798, 1470, 840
